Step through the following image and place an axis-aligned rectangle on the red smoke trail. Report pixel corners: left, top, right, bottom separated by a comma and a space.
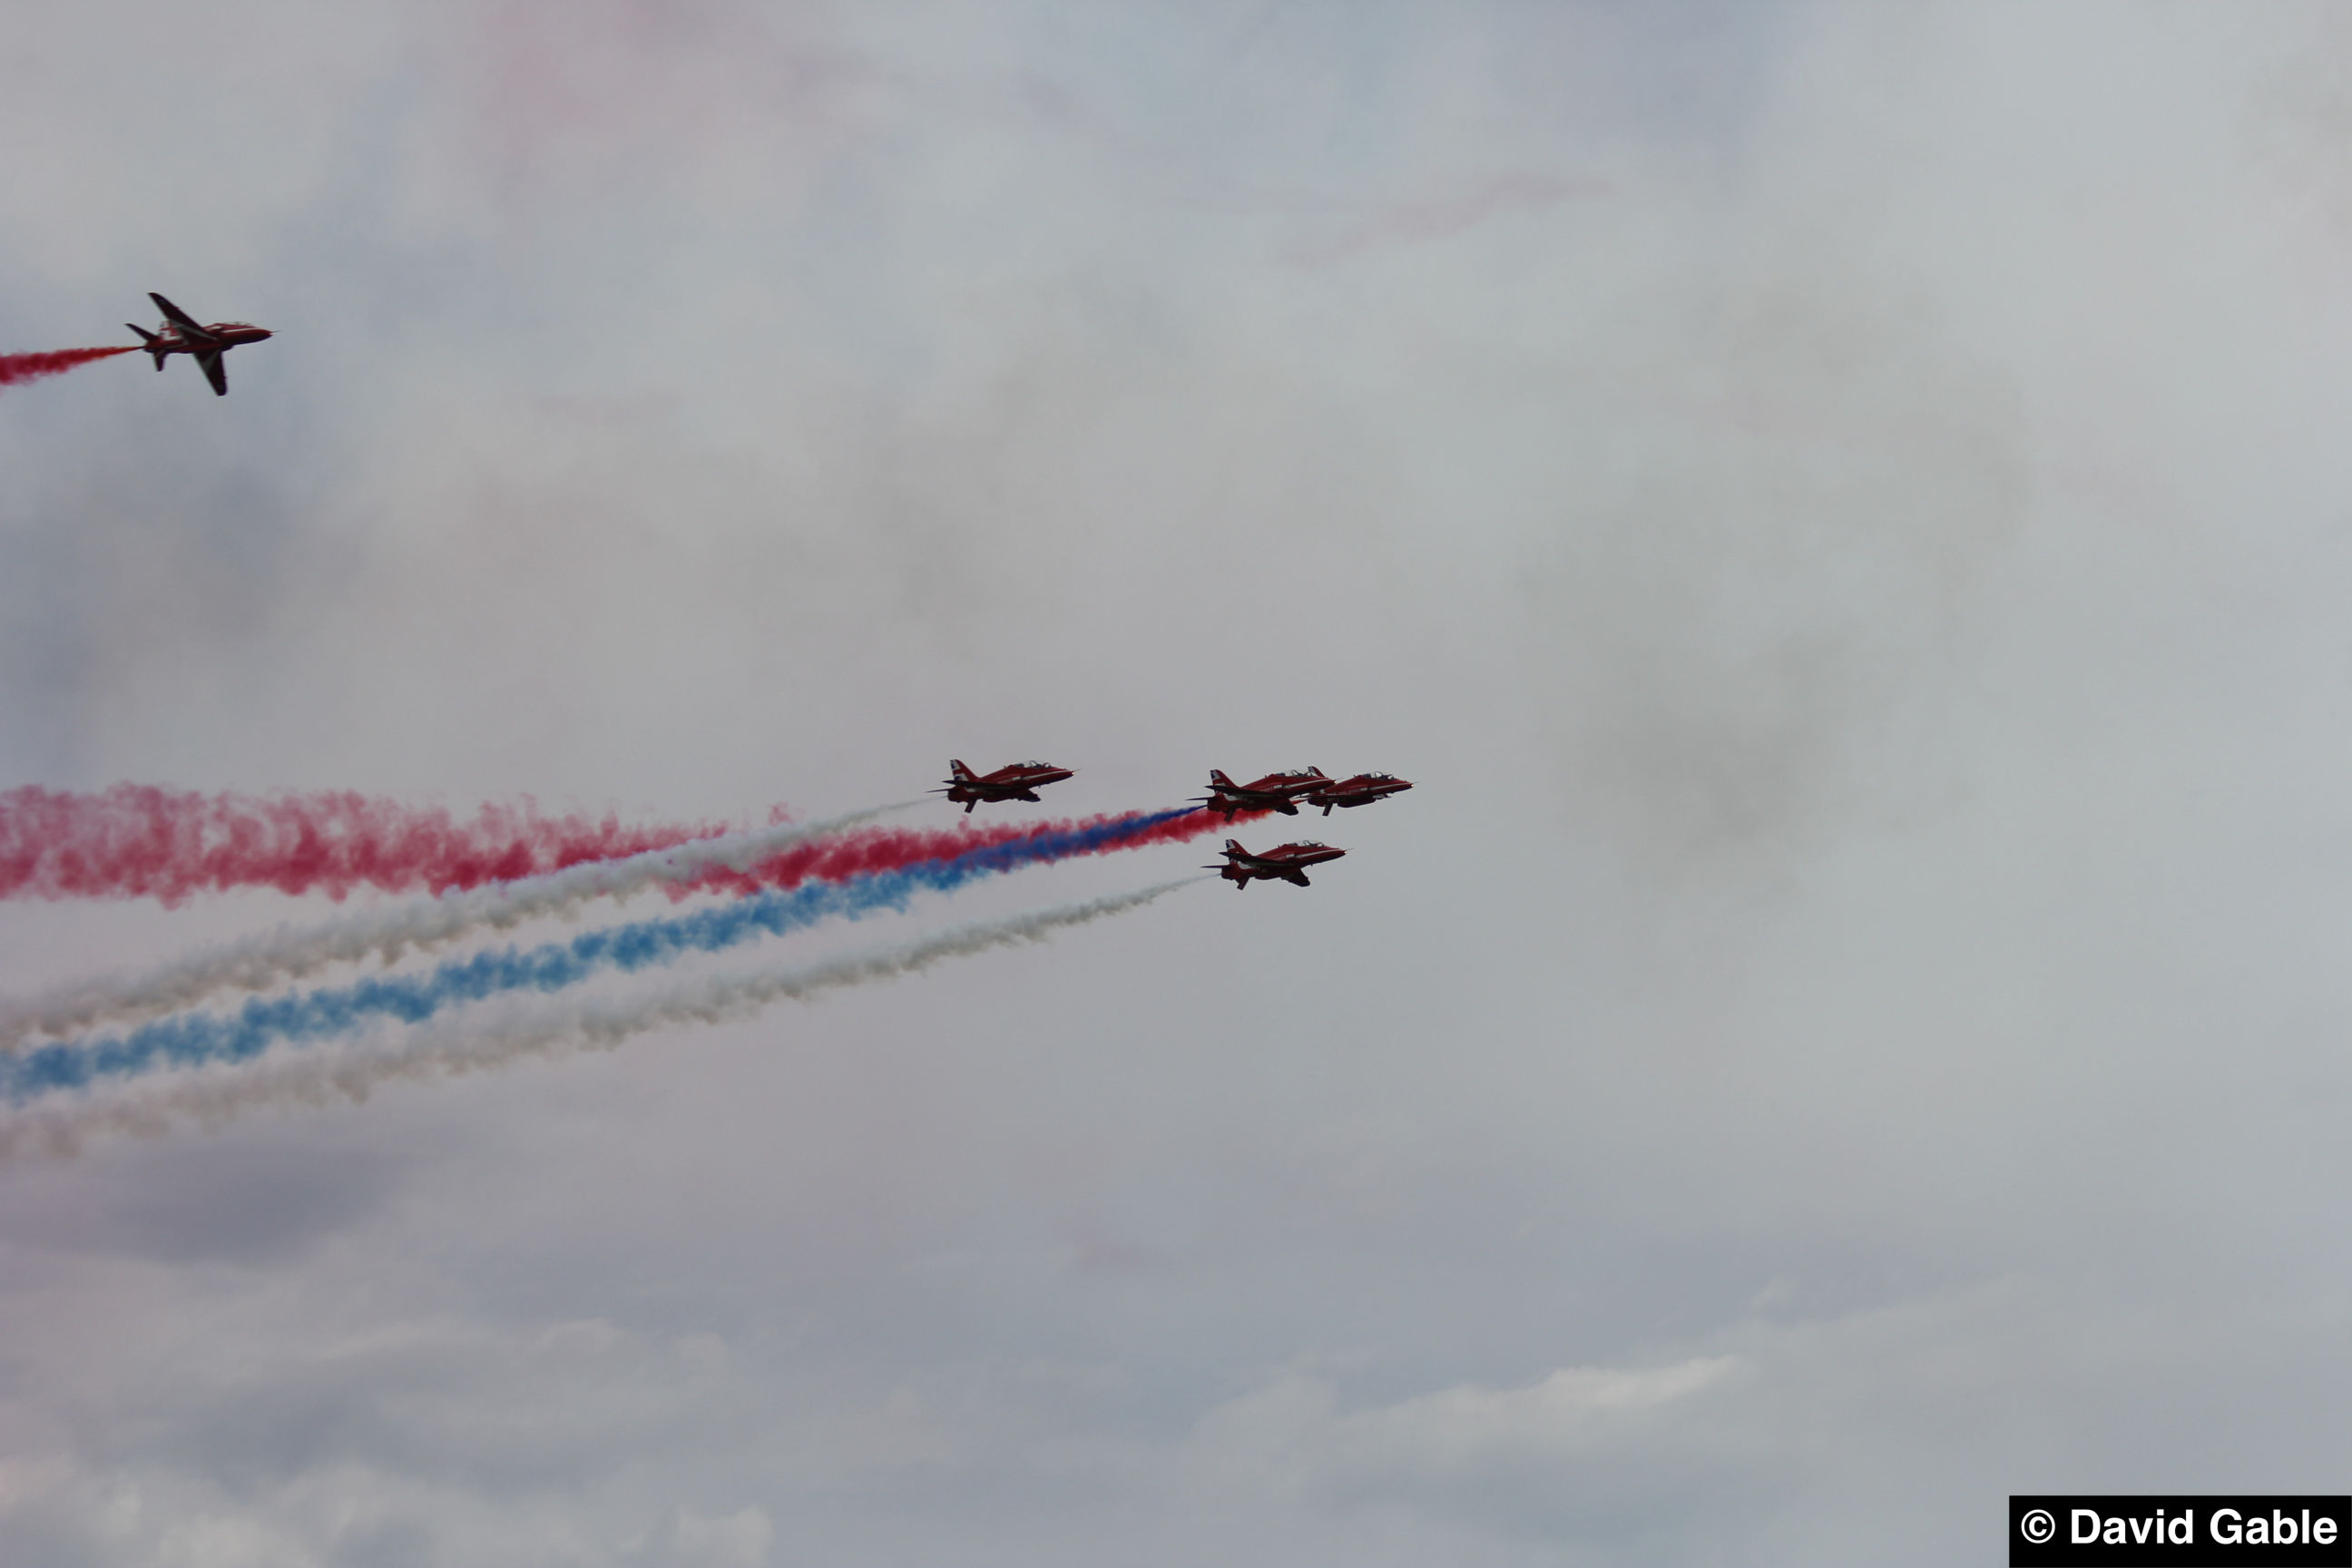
685, 805, 1268, 899
0, 346, 137, 389
0, 785, 749, 905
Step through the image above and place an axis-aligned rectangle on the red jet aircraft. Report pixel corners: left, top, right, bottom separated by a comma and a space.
128, 292, 272, 397
1304, 771, 1414, 816
937, 759, 1074, 813
1198, 768, 1331, 820
1208, 838, 1347, 889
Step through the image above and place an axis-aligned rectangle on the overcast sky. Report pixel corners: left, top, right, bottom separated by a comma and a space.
5, 2, 2352, 1563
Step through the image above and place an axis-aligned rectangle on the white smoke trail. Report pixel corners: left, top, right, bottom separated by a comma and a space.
0, 878, 1201, 1161
0, 802, 920, 1053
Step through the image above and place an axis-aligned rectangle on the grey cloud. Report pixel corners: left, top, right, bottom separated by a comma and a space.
0, 1132, 405, 1268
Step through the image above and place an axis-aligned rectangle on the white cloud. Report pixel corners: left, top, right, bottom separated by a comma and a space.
623, 1505, 774, 1568
1190, 1357, 1739, 1498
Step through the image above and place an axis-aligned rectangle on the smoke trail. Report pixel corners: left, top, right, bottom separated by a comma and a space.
0, 881, 1200, 1160
0, 803, 917, 1051
1, 812, 1212, 1102
0, 346, 137, 388
0, 784, 749, 904
682, 802, 1257, 899
0, 801, 1236, 1050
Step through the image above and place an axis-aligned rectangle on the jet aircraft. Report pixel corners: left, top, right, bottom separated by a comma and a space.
128, 292, 271, 396
1197, 768, 1331, 820
1208, 838, 1347, 889
1304, 771, 1415, 815
937, 759, 1074, 813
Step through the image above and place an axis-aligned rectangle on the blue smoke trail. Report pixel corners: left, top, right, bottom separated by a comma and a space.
2, 808, 1195, 1104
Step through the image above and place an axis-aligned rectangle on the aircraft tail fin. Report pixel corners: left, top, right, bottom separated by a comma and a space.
129, 325, 166, 368
948, 760, 975, 783
1209, 769, 1234, 788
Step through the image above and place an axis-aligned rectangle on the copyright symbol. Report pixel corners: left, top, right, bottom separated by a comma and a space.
2021, 1509, 2056, 1544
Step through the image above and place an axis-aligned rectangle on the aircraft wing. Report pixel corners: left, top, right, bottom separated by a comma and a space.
149, 292, 201, 328
196, 350, 228, 396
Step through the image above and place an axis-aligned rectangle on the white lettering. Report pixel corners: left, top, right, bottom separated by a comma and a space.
2170, 1513, 2195, 1545
2073, 1510, 2102, 1544
2318, 1517, 2339, 1545
2213, 1509, 2242, 1544
2130, 1516, 2152, 1544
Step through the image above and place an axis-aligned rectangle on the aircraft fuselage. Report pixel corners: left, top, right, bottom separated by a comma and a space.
1200, 769, 1330, 820
130, 293, 272, 395
939, 760, 1075, 813
146, 322, 271, 355
1210, 839, 1346, 888
1306, 773, 1414, 815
